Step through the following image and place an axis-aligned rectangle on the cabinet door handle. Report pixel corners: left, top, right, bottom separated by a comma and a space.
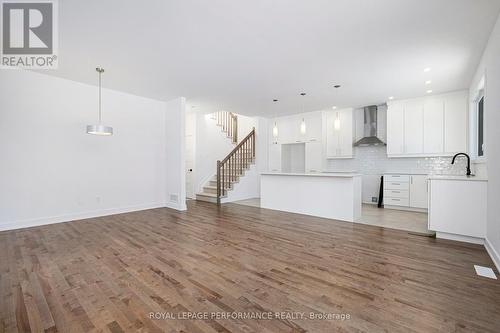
392, 183, 400, 185
392, 191, 400, 193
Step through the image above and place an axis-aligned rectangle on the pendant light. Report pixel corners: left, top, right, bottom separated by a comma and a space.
334, 112, 341, 131
333, 85, 341, 131
300, 93, 306, 135
272, 99, 279, 139
87, 67, 113, 136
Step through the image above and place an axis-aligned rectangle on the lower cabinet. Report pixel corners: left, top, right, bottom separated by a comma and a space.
409, 175, 428, 209
384, 174, 428, 210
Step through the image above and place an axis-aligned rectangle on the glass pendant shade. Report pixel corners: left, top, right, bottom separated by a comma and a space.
272, 122, 279, 138
334, 112, 341, 131
300, 118, 306, 135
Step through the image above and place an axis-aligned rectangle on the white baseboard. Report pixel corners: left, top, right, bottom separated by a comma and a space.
0, 202, 166, 232
384, 205, 428, 213
165, 201, 187, 211
436, 232, 484, 245
485, 237, 500, 273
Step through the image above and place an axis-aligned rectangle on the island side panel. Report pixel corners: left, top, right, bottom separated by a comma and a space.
260, 174, 360, 222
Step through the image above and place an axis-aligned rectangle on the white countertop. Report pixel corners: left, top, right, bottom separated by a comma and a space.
261, 172, 362, 178
384, 172, 428, 175
428, 175, 488, 182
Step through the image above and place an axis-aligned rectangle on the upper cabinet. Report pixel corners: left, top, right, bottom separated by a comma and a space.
326, 108, 353, 159
270, 111, 322, 145
444, 93, 468, 153
386, 91, 468, 157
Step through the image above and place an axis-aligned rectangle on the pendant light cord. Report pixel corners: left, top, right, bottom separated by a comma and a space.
96, 67, 104, 123
99, 70, 101, 123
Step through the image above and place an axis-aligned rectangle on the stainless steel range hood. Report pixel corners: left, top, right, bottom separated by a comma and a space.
353, 105, 386, 146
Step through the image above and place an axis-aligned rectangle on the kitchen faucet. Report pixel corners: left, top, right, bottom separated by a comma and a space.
451, 153, 472, 176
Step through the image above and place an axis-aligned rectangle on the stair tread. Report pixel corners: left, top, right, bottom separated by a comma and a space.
196, 192, 227, 198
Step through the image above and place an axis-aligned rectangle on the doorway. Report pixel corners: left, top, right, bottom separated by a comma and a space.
185, 111, 196, 199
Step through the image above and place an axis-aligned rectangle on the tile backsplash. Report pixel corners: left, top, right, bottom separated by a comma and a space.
325, 146, 469, 175
325, 146, 481, 204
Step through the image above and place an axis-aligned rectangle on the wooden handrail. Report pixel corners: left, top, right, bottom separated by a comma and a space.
216, 128, 255, 204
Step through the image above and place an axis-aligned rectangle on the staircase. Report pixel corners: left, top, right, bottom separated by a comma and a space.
212, 111, 238, 144
196, 127, 256, 204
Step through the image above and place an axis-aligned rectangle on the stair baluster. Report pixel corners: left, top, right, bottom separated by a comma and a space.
216, 128, 256, 205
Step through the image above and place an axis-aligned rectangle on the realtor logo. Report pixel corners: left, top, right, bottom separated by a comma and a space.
1, 0, 58, 68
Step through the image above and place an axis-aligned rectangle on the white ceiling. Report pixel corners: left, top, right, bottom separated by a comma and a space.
45, 0, 500, 116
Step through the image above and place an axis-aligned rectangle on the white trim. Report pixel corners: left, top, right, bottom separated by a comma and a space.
436, 232, 484, 245
0, 202, 166, 232
384, 205, 427, 213
165, 201, 187, 211
485, 238, 500, 273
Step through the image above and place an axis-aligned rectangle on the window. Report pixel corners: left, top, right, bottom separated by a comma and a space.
477, 95, 484, 157
470, 75, 486, 161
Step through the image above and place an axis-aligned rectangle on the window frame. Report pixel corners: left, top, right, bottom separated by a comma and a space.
470, 82, 486, 163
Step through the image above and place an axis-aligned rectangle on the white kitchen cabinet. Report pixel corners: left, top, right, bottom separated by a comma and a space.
273, 113, 321, 144
268, 144, 281, 172
386, 91, 468, 157
326, 108, 353, 158
384, 173, 428, 211
444, 93, 468, 154
428, 177, 487, 243
423, 99, 444, 153
409, 175, 428, 209
278, 117, 295, 144
304, 112, 322, 143
386, 102, 404, 155
404, 102, 424, 154
305, 142, 323, 173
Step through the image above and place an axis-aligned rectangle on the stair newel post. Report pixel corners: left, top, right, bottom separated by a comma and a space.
216, 160, 221, 205
253, 129, 255, 159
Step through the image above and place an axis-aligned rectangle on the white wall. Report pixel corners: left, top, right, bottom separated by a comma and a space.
470, 13, 500, 270
165, 97, 187, 210
0, 70, 185, 231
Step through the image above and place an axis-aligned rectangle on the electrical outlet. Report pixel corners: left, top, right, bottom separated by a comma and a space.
372, 197, 378, 203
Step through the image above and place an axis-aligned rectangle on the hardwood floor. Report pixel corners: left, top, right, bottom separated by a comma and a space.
1, 201, 499, 333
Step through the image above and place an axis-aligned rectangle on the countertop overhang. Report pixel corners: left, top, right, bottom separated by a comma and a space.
428, 175, 488, 182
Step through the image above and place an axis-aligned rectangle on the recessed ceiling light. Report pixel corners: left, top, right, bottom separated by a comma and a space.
425, 80, 432, 85
424, 67, 431, 72
426, 89, 433, 94
332, 106, 337, 110
388, 96, 394, 100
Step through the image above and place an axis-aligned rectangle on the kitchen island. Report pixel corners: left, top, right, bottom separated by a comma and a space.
260, 172, 362, 222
